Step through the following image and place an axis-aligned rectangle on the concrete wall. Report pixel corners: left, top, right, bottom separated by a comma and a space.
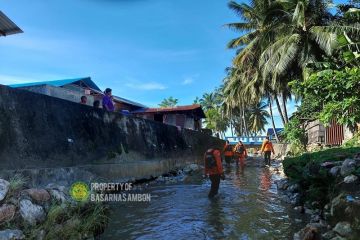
0, 85, 224, 184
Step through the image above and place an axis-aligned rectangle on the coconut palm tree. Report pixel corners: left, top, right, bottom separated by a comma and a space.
248, 100, 270, 135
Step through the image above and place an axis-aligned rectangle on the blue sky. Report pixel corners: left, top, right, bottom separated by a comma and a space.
1, 0, 298, 133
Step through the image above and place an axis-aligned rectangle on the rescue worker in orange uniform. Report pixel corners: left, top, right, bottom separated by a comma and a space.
204, 148, 225, 198
234, 141, 247, 168
223, 140, 234, 165
261, 136, 275, 166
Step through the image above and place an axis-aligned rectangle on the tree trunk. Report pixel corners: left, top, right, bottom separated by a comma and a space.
282, 93, 289, 124
274, 94, 286, 127
269, 97, 279, 143
242, 108, 248, 137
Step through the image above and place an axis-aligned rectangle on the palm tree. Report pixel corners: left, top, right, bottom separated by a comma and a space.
248, 100, 270, 135
158, 97, 178, 108
199, 92, 218, 111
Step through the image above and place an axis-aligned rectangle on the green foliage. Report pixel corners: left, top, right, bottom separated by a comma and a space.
158, 97, 178, 108
343, 132, 360, 147
283, 118, 307, 156
293, 67, 360, 130
283, 147, 360, 206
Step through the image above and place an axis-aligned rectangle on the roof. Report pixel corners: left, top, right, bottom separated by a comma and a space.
113, 96, 147, 108
8, 77, 101, 91
8, 77, 146, 108
132, 104, 206, 118
0, 11, 23, 37
267, 128, 284, 135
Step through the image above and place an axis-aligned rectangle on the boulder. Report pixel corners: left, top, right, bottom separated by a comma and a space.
0, 229, 24, 240
343, 175, 358, 184
329, 236, 347, 240
341, 159, 356, 177
290, 193, 301, 205
0, 204, 16, 223
183, 164, 200, 174
293, 226, 321, 240
330, 166, 341, 177
275, 179, 289, 190
49, 189, 66, 203
333, 222, 352, 237
322, 230, 336, 240
23, 189, 51, 202
19, 199, 45, 225
288, 183, 300, 193
0, 179, 10, 202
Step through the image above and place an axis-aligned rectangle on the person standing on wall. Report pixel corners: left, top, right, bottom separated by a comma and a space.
234, 140, 247, 169
223, 140, 234, 166
102, 88, 115, 112
204, 148, 225, 198
261, 136, 275, 166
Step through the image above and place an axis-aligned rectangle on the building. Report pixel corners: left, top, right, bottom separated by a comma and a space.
8, 77, 146, 111
266, 128, 284, 141
132, 104, 205, 131
0, 11, 23, 37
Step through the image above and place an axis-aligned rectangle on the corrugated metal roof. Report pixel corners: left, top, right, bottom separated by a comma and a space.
8, 77, 101, 91
0, 11, 23, 36
113, 96, 147, 108
132, 104, 206, 118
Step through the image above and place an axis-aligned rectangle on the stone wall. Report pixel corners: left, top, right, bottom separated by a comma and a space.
0, 85, 224, 185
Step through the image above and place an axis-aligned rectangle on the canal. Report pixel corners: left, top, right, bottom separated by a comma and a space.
101, 157, 305, 239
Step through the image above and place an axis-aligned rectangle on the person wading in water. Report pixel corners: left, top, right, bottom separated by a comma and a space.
223, 140, 234, 166
204, 148, 225, 198
261, 136, 275, 166
234, 141, 247, 169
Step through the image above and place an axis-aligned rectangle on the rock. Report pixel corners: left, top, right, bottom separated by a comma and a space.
341, 159, 356, 177
290, 193, 301, 205
330, 236, 347, 240
0, 179, 10, 201
23, 189, 51, 202
49, 189, 66, 203
183, 164, 200, 174
333, 221, 352, 237
294, 206, 305, 213
294, 226, 321, 240
305, 208, 315, 215
19, 199, 45, 225
0, 204, 16, 223
310, 214, 321, 223
343, 175, 358, 184
276, 178, 289, 190
0, 229, 25, 240
322, 230, 336, 239
330, 166, 341, 177
288, 183, 300, 193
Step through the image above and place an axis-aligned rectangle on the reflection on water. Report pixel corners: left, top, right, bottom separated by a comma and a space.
101, 158, 304, 240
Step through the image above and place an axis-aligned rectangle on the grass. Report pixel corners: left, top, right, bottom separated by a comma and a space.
283, 146, 360, 206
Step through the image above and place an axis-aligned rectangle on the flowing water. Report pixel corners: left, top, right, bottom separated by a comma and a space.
101, 157, 305, 240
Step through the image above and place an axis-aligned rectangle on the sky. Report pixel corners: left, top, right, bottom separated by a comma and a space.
0, 0, 297, 134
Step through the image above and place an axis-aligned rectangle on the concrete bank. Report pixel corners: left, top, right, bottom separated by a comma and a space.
0, 85, 224, 186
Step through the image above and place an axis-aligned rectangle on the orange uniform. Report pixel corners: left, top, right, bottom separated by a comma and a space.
204, 149, 223, 175
234, 143, 247, 167
261, 140, 275, 153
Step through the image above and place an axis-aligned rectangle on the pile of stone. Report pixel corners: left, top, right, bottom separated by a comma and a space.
277, 154, 360, 240
0, 178, 67, 240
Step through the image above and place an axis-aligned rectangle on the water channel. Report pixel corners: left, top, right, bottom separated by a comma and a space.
101, 157, 305, 239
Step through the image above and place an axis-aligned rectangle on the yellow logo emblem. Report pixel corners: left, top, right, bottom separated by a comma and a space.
69, 182, 89, 201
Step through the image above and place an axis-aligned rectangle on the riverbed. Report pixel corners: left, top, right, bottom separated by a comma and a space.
101, 157, 305, 239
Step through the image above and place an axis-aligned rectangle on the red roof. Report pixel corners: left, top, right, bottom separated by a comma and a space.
132, 104, 206, 118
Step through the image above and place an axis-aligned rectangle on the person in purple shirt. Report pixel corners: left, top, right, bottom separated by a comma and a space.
102, 88, 115, 112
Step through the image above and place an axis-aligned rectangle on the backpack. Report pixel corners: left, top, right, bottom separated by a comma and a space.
236, 145, 245, 154
205, 150, 217, 169
225, 145, 233, 152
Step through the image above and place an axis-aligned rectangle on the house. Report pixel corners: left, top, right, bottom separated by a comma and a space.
0, 11, 23, 37
132, 104, 206, 131
266, 128, 284, 141
8, 77, 146, 111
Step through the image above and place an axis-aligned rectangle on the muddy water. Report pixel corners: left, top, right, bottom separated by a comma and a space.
101, 157, 304, 239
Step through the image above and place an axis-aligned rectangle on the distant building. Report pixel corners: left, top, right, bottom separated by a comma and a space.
0, 11, 23, 37
266, 128, 283, 141
132, 104, 205, 131
8, 77, 146, 111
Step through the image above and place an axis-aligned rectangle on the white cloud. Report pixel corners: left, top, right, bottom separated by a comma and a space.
125, 82, 166, 90
182, 77, 194, 85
